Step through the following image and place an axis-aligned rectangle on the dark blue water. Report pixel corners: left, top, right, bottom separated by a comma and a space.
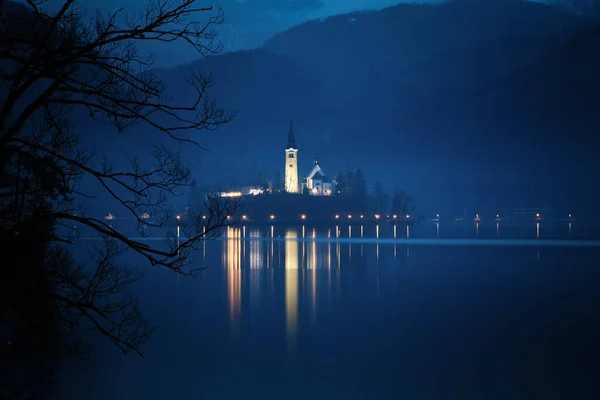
58, 222, 600, 400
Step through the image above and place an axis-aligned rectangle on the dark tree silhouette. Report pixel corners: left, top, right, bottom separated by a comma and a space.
0, 0, 238, 397
351, 169, 368, 205
370, 180, 389, 214
334, 172, 346, 196
391, 187, 415, 217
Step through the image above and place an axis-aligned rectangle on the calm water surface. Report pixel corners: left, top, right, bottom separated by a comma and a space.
58, 222, 600, 400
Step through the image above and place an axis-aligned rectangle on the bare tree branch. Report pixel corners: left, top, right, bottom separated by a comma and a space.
0, 2, 239, 386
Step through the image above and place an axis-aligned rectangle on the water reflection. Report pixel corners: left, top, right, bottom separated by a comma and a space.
225, 227, 242, 337
309, 229, 317, 323
216, 222, 577, 343
249, 231, 261, 269
285, 229, 299, 352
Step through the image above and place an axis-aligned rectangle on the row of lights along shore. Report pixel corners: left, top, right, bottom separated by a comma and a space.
213, 213, 411, 221
109, 212, 574, 221
179, 213, 574, 221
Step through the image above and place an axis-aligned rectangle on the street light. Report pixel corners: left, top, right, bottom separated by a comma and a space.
301, 214, 306, 220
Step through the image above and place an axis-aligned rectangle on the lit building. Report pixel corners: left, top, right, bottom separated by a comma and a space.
284, 119, 300, 194
303, 155, 333, 196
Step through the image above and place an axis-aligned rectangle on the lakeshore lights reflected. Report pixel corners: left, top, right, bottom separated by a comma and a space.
225, 227, 242, 337
308, 228, 317, 321
249, 230, 262, 270
285, 229, 299, 352
569, 222, 572, 238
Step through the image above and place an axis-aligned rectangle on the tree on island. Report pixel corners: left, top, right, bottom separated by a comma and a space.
391, 187, 415, 217
351, 169, 368, 206
0, 0, 237, 397
370, 180, 390, 214
334, 172, 347, 196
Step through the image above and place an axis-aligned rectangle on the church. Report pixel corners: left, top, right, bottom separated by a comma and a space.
284, 119, 334, 196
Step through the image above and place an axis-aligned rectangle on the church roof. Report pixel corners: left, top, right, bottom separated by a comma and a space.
307, 164, 323, 180
307, 164, 332, 182
286, 118, 297, 149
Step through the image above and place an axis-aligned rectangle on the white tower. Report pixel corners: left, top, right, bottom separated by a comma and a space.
284, 119, 299, 193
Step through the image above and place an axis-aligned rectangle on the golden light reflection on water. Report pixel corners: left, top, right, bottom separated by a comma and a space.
215, 222, 564, 348
285, 229, 299, 352
310, 229, 317, 323
225, 227, 241, 336
249, 231, 262, 269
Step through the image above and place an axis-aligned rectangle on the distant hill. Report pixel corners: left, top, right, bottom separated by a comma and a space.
411, 23, 600, 212
86, 0, 600, 214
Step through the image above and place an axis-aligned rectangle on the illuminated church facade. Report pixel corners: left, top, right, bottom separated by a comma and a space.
284, 120, 334, 196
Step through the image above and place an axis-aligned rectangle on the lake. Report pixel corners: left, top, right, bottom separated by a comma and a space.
57, 221, 600, 399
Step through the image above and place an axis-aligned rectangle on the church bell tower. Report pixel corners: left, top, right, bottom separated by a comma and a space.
284, 119, 299, 193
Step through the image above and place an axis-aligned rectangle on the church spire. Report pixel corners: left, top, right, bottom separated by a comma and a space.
314, 153, 319, 165
286, 117, 297, 149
